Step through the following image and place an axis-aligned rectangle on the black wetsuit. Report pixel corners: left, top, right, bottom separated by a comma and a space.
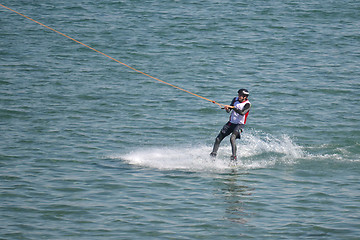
210, 97, 251, 159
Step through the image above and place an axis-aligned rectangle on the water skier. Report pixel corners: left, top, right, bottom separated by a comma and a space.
210, 89, 251, 162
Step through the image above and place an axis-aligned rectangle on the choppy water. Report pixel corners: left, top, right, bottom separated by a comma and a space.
1, 0, 360, 239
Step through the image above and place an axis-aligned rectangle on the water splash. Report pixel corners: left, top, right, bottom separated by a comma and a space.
239, 131, 304, 168
120, 146, 227, 171
110, 132, 305, 171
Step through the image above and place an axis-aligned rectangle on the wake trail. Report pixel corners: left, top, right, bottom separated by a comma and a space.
109, 131, 305, 171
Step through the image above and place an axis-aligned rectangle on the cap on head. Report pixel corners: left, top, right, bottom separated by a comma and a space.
238, 88, 249, 97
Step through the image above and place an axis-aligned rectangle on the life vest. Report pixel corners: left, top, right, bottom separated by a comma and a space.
229, 98, 251, 125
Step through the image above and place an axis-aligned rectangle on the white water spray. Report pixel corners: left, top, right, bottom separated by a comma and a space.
109, 131, 304, 171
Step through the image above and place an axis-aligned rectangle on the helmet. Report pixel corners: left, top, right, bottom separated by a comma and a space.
238, 88, 249, 97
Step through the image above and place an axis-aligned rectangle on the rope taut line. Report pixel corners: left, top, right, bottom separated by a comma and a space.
1, 3, 225, 108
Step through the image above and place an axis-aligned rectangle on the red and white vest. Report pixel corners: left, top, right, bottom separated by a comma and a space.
229, 99, 251, 125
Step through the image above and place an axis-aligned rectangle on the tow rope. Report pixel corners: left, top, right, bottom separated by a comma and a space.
1, 3, 226, 108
